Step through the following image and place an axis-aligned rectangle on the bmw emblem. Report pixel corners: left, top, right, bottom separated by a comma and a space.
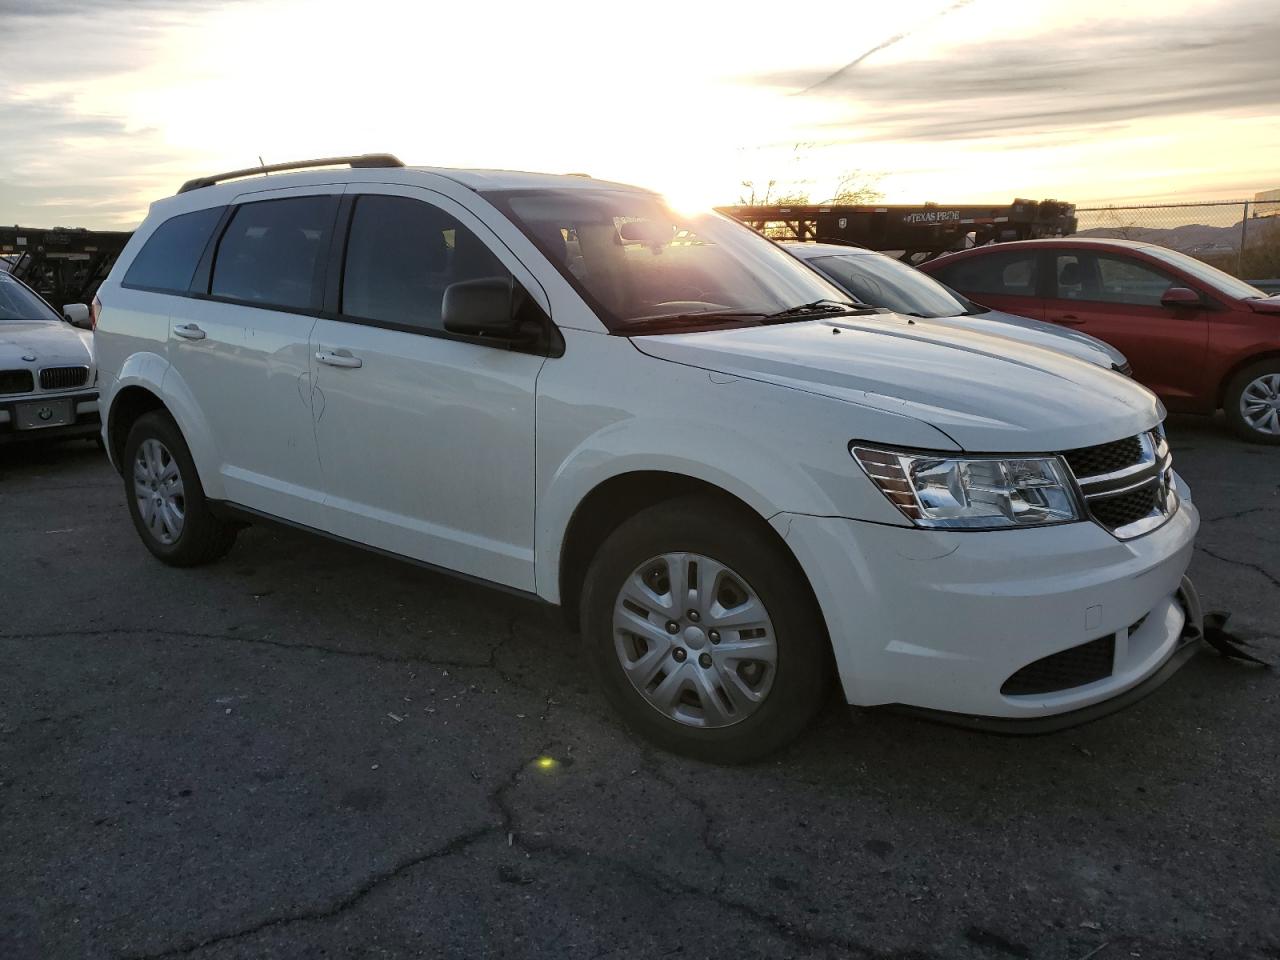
22, 354, 36, 362
38, 407, 54, 421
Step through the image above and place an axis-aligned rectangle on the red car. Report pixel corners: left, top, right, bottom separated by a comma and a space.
920, 238, 1280, 442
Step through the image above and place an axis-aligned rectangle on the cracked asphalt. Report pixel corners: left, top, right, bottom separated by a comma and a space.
2, 413, 1277, 960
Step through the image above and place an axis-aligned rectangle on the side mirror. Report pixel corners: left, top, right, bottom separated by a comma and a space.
442, 277, 524, 339
63, 303, 92, 328
1160, 286, 1200, 308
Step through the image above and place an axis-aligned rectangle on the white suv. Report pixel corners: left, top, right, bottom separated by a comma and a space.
94, 155, 1202, 762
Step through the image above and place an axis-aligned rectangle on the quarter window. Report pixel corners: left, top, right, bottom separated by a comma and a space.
934, 251, 1038, 297
341, 195, 509, 331
211, 197, 335, 311
123, 206, 224, 294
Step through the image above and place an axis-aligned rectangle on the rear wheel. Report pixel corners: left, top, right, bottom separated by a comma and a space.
580, 495, 831, 763
1224, 360, 1280, 444
123, 410, 238, 565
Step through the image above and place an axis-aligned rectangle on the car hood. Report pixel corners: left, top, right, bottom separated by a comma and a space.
633, 314, 1162, 452
0, 321, 94, 367
923, 309, 1127, 369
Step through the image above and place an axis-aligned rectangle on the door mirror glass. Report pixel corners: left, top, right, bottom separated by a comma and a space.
442, 277, 523, 339
1160, 286, 1201, 307
63, 303, 92, 328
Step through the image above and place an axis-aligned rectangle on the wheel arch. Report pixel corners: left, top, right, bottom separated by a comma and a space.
106, 384, 167, 472
1216, 350, 1280, 408
555, 470, 823, 635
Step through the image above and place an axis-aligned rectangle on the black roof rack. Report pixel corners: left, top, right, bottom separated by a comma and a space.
177, 153, 405, 194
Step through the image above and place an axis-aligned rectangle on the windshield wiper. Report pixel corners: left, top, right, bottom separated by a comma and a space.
761, 299, 876, 323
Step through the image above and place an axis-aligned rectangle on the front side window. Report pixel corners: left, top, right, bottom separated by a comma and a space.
341, 195, 509, 331
1054, 253, 1178, 306
211, 197, 335, 311
123, 206, 224, 294
483, 188, 849, 332
0, 271, 61, 323
934, 251, 1039, 297
808, 252, 968, 318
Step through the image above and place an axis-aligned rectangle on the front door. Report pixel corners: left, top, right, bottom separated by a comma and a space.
1043, 250, 1210, 407
310, 187, 549, 592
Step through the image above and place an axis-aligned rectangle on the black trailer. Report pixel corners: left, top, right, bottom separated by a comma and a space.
0, 226, 132, 311
716, 199, 1077, 261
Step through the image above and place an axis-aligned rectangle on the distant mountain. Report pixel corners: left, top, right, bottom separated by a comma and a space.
1075, 214, 1279, 255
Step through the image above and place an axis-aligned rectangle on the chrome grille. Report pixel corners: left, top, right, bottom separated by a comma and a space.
1063, 427, 1177, 540
1062, 436, 1144, 477
39, 365, 89, 390
0, 369, 35, 395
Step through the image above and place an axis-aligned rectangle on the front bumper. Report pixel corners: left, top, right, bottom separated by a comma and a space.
774, 479, 1200, 723
0, 391, 100, 444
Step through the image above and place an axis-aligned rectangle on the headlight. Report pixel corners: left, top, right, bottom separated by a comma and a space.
852, 446, 1080, 529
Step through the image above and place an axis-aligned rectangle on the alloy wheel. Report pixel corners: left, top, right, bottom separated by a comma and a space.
1240, 373, 1280, 437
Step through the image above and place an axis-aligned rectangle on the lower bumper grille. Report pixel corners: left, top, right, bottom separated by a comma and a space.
1001, 635, 1116, 696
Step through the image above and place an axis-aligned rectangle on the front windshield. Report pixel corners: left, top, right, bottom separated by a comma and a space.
483, 188, 852, 331
0, 272, 61, 322
1139, 246, 1267, 300
807, 252, 969, 318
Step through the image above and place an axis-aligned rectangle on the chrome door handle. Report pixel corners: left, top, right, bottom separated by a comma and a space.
316, 349, 362, 369
1051, 314, 1085, 325
174, 323, 206, 340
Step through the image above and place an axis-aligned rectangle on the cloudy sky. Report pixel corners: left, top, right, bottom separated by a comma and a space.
2, 0, 1277, 229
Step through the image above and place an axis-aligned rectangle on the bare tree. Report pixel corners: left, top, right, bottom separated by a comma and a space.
828, 170, 885, 205
1100, 207, 1147, 241
737, 165, 885, 207
737, 178, 811, 206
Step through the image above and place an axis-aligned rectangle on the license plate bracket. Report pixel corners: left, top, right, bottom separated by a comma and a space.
16, 398, 74, 430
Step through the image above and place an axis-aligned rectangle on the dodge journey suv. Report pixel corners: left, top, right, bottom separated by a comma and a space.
92, 155, 1203, 762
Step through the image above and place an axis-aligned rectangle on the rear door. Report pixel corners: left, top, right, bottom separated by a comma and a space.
1043, 250, 1210, 406
926, 249, 1045, 320
309, 186, 549, 591
171, 188, 338, 525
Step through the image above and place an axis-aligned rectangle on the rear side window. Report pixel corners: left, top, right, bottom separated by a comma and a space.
341, 194, 509, 331
211, 196, 335, 311
934, 251, 1038, 297
123, 206, 224, 293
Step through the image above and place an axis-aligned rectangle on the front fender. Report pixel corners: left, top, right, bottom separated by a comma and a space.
532, 337, 934, 602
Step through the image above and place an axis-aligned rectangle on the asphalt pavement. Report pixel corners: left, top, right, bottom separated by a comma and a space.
1, 413, 1277, 960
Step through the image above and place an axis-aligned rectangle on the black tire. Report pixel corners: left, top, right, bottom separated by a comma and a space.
1223, 359, 1280, 444
122, 410, 238, 566
580, 494, 831, 764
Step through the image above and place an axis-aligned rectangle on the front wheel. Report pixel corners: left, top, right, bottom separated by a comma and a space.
580, 495, 831, 763
1224, 361, 1280, 444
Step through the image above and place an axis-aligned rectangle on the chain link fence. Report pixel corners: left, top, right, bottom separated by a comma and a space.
1073, 200, 1280, 283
